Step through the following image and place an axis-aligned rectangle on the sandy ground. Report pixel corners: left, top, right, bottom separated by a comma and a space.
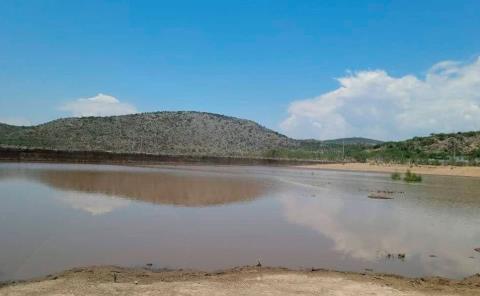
298, 163, 480, 178
1, 266, 479, 296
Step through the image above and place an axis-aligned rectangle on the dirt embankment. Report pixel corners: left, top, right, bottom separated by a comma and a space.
299, 162, 480, 178
1, 266, 479, 296
0, 147, 327, 166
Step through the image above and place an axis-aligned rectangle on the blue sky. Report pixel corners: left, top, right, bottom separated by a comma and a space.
1, 0, 480, 140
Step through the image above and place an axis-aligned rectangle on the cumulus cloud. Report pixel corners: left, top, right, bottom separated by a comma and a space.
60, 93, 137, 117
281, 57, 480, 140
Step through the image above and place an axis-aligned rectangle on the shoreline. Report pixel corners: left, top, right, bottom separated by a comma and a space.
298, 162, 480, 178
3, 157, 480, 179
1, 265, 479, 296
2, 147, 480, 178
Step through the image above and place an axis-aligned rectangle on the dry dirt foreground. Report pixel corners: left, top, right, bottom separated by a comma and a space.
1, 266, 479, 296
298, 163, 480, 178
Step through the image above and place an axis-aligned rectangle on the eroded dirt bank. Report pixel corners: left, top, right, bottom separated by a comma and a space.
0, 147, 323, 166
1, 266, 479, 296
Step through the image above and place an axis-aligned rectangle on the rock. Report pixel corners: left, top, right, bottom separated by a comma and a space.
368, 193, 393, 200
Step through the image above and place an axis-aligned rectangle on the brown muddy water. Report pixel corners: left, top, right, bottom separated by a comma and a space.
0, 163, 479, 281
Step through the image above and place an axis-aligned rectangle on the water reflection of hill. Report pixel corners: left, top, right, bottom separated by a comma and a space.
0, 167, 270, 206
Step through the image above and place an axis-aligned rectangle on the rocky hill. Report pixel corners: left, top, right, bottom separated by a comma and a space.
6, 111, 477, 164
0, 112, 299, 157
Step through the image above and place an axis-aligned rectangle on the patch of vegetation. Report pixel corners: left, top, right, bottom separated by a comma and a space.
366, 131, 480, 165
263, 142, 371, 162
390, 172, 401, 180
403, 170, 422, 182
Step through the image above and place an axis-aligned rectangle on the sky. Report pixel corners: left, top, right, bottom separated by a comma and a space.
1, 0, 479, 140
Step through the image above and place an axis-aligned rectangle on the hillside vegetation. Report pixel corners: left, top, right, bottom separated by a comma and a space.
366, 132, 480, 165
0, 112, 299, 157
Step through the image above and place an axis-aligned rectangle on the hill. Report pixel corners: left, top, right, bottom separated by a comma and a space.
0, 112, 299, 157
6, 111, 477, 165
367, 131, 480, 164
322, 137, 382, 146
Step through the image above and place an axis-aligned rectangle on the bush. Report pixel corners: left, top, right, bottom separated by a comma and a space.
390, 172, 401, 180
404, 170, 422, 182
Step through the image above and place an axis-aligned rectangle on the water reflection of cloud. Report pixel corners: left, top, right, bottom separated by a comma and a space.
56, 192, 130, 216
281, 194, 480, 278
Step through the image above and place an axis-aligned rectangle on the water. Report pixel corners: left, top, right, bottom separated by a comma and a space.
0, 163, 479, 281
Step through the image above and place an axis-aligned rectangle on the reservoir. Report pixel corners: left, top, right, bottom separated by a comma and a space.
0, 163, 479, 281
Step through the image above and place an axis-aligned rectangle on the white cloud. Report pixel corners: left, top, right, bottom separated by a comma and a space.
281, 57, 480, 140
281, 194, 480, 277
0, 117, 32, 126
60, 93, 137, 117
56, 191, 130, 215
